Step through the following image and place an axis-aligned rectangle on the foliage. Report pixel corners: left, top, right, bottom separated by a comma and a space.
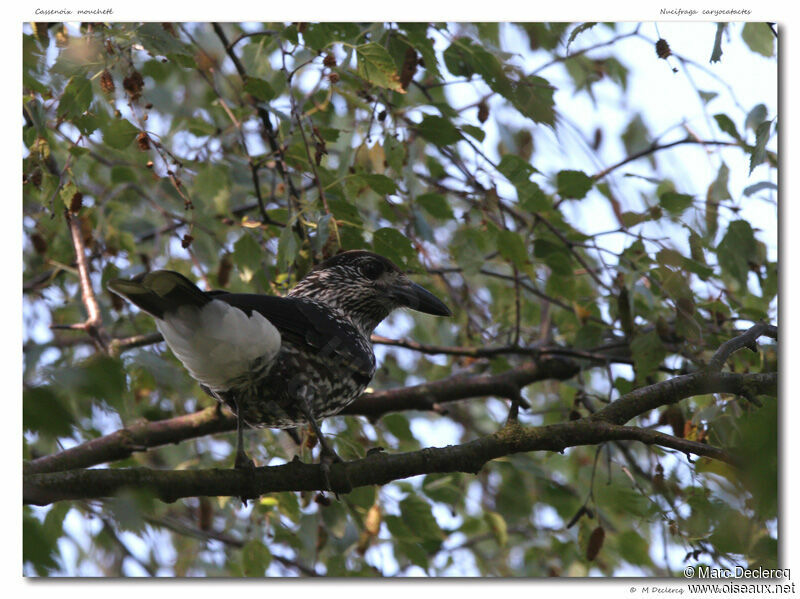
22, 21, 777, 577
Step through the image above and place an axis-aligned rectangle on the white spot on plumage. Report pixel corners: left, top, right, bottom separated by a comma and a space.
156, 299, 281, 392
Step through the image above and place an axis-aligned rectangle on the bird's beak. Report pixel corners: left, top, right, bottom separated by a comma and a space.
391, 280, 452, 317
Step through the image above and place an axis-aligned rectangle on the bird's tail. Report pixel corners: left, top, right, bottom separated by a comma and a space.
107, 270, 210, 319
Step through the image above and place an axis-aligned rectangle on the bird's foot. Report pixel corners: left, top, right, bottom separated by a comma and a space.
318, 446, 351, 500
234, 451, 256, 472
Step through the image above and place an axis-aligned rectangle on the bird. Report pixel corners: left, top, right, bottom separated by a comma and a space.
107, 250, 451, 486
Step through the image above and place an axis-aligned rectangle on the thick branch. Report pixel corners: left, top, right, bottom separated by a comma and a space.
593, 371, 776, 426
24, 357, 579, 475
343, 357, 579, 419
23, 419, 736, 506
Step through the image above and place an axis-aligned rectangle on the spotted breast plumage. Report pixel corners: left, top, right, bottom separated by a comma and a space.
107, 250, 451, 473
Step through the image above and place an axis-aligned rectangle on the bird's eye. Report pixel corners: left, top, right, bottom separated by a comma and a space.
360, 260, 383, 280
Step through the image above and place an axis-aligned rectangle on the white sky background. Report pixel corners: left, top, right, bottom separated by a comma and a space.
7, 0, 796, 595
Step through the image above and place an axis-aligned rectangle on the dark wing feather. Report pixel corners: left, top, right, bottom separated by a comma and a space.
206, 292, 374, 376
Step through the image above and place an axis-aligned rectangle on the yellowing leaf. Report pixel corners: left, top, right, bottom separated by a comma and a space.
356, 43, 405, 93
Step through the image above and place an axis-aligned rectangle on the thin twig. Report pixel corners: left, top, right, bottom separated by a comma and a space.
592, 138, 741, 180
61, 211, 108, 353
707, 322, 777, 373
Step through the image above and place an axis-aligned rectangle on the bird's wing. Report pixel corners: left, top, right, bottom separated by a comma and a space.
207, 292, 375, 377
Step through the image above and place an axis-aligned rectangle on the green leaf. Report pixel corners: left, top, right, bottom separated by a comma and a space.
23, 386, 75, 437
101, 118, 140, 150
328, 198, 363, 226
495, 229, 529, 268
741, 22, 774, 57
137, 23, 191, 56
277, 226, 299, 271
452, 227, 494, 275
416, 115, 462, 146
556, 170, 593, 199
460, 124, 485, 142
168, 53, 196, 69
705, 162, 730, 240
659, 192, 694, 216
517, 181, 550, 212
708, 508, 752, 555
566, 23, 597, 51
58, 76, 93, 119
401, 23, 441, 80
444, 38, 556, 125
59, 181, 79, 210
316, 127, 340, 142
23, 511, 59, 575
362, 173, 397, 195
416, 192, 453, 220
737, 398, 777, 519
193, 164, 231, 213
311, 213, 332, 253
381, 413, 416, 444
630, 331, 666, 380
233, 232, 263, 281
717, 219, 757, 288
383, 135, 406, 173
399, 495, 443, 541
622, 114, 652, 157
396, 539, 430, 570
241, 539, 272, 576
682, 256, 713, 280
422, 473, 463, 505
320, 501, 349, 539
243, 76, 275, 101
49, 356, 127, 407
534, 239, 572, 275
698, 90, 718, 104
714, 113, 741, 140
745, 104, 768, 132
484, 511, 508, 547
443, 38, 478, 78
510, 75, 557, 126
498, 155, 535, 185
348, 485, 377, 511
372, 228, 419, 269
710, 23, 726, 63
617, 530, 650, 566
186, 116, 216, 137
356, 43, 405, 93
750, 120, 771, 174
303, 22, 360, 50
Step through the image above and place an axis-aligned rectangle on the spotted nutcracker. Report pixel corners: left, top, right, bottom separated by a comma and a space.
107, 250, 451, 480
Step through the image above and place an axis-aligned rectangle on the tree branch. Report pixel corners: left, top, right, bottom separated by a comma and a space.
707, 321, 777, 373
22, 419, 737, 506
25, 321, 777, 506
24, 357, 579, 475
591, 138, 741, 180
593, 371, 776, 426
54, 211, 109, 352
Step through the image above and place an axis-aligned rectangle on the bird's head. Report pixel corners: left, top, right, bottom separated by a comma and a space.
288, 250, 451, 335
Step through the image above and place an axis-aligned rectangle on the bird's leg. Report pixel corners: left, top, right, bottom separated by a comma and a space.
231, 398, 255, 472
297, 392, 347, 496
